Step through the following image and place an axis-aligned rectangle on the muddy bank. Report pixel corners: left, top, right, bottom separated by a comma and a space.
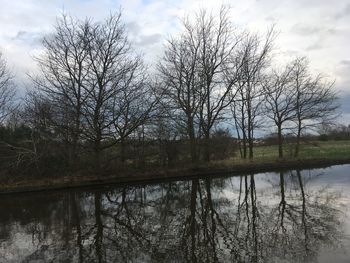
1, 158, 349, 194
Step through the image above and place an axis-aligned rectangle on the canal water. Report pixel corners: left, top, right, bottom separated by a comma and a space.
0, 165, 350, 262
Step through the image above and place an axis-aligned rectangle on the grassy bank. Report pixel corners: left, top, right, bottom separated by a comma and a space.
212, 140, 350, 166
1, 140, 350, 194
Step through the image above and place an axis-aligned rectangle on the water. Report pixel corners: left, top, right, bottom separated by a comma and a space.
1, 165, 350, 262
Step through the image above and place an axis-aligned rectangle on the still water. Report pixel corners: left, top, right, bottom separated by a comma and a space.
1, 165, 350, 262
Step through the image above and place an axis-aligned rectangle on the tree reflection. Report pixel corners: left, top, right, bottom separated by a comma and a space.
0, 169, 347, 262
263, 170, 343, 262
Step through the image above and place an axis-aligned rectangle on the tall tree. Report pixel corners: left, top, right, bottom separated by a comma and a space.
160, 6, 242, 163
290, 57, 338, 157
158, 18, 202, 163
81, 13, 133, 171
197, 7, 241, 162
33, 12, 152, 172
229, 29, 275, 159
263, 64, 296, 158
34, 15, 90, 164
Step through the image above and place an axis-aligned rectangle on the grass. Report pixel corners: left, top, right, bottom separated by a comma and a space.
212, 140, 350, 167
297, 140, 350, 159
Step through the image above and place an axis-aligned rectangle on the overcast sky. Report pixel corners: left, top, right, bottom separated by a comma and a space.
0, 0, 349, 123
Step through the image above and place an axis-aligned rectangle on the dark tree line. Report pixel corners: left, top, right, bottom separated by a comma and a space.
0, 7, 339, 179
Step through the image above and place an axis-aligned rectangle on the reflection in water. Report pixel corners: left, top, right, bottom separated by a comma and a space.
0, 166, 349, 262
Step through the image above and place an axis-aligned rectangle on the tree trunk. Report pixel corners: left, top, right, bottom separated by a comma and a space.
247, 93, 254, 160
71, 135, 78, 165
94, 139, 101, 176
188, 121, 197, 164
138, 125, 145, 169
242, 133, 247, 159
94, 192, 103, 263
204, 132, 210, 163
71, 193, 83, 263
190, 179, 198, 262
120, 137, 125, 164
279, 172, 286, 231
190, 137, 197, 164
277, 123, 283, 158
235, 125, 243, 159
250, 174, 258, 261
241, 103, 247, 159
71, 106, 81, 168
205, 179, 219, 262
248, 132, 254, 160
294, 121, 302, 158
297, 170, 309, 250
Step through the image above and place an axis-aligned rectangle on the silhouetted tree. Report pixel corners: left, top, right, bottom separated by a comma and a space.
290, 57, 338, 157
229, 29, 275, 159
263, 64, 296, 158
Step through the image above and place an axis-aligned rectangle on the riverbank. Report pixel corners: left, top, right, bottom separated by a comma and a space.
1, 157, 350, 194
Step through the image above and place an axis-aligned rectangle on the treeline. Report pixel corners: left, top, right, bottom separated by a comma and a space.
318, 124, 350, 141
0, 7, 339, 179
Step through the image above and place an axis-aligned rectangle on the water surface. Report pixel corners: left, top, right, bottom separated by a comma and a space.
1, 165, 350, 262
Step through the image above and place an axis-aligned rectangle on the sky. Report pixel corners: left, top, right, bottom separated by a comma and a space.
0, 0, 349, 123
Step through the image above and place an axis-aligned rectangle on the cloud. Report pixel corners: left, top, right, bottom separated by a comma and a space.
11, 30, 43, 47
291, 23, 338, 36
334, 3, 350, 20
0, 0, 347, 100
13, 31, 27, 39
135, 33, 162, 47
291, 23, 323, 36
126, 22, 163, 46
126, 21, 142, 36
281, 49, 300, 57
339, 93, 350, 123
264, 14, 277, 22
306, 42, 324, 51
340, 60, 350, 66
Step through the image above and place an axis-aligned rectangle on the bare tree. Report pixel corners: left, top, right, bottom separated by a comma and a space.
150, 112, 180, 167
0, 52, 16, 123
32, 11, 153, 173
112, 60, 158, 164
290, 57, 338, 157
263, 64, 296, 158
196, 7, 242, 162
228, 29, 275, 159
34, 15, 90, 164
15, 90, 57, 170
83, 13, 139, 170
158, 19, 202, 163
160, 6, 243, 163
